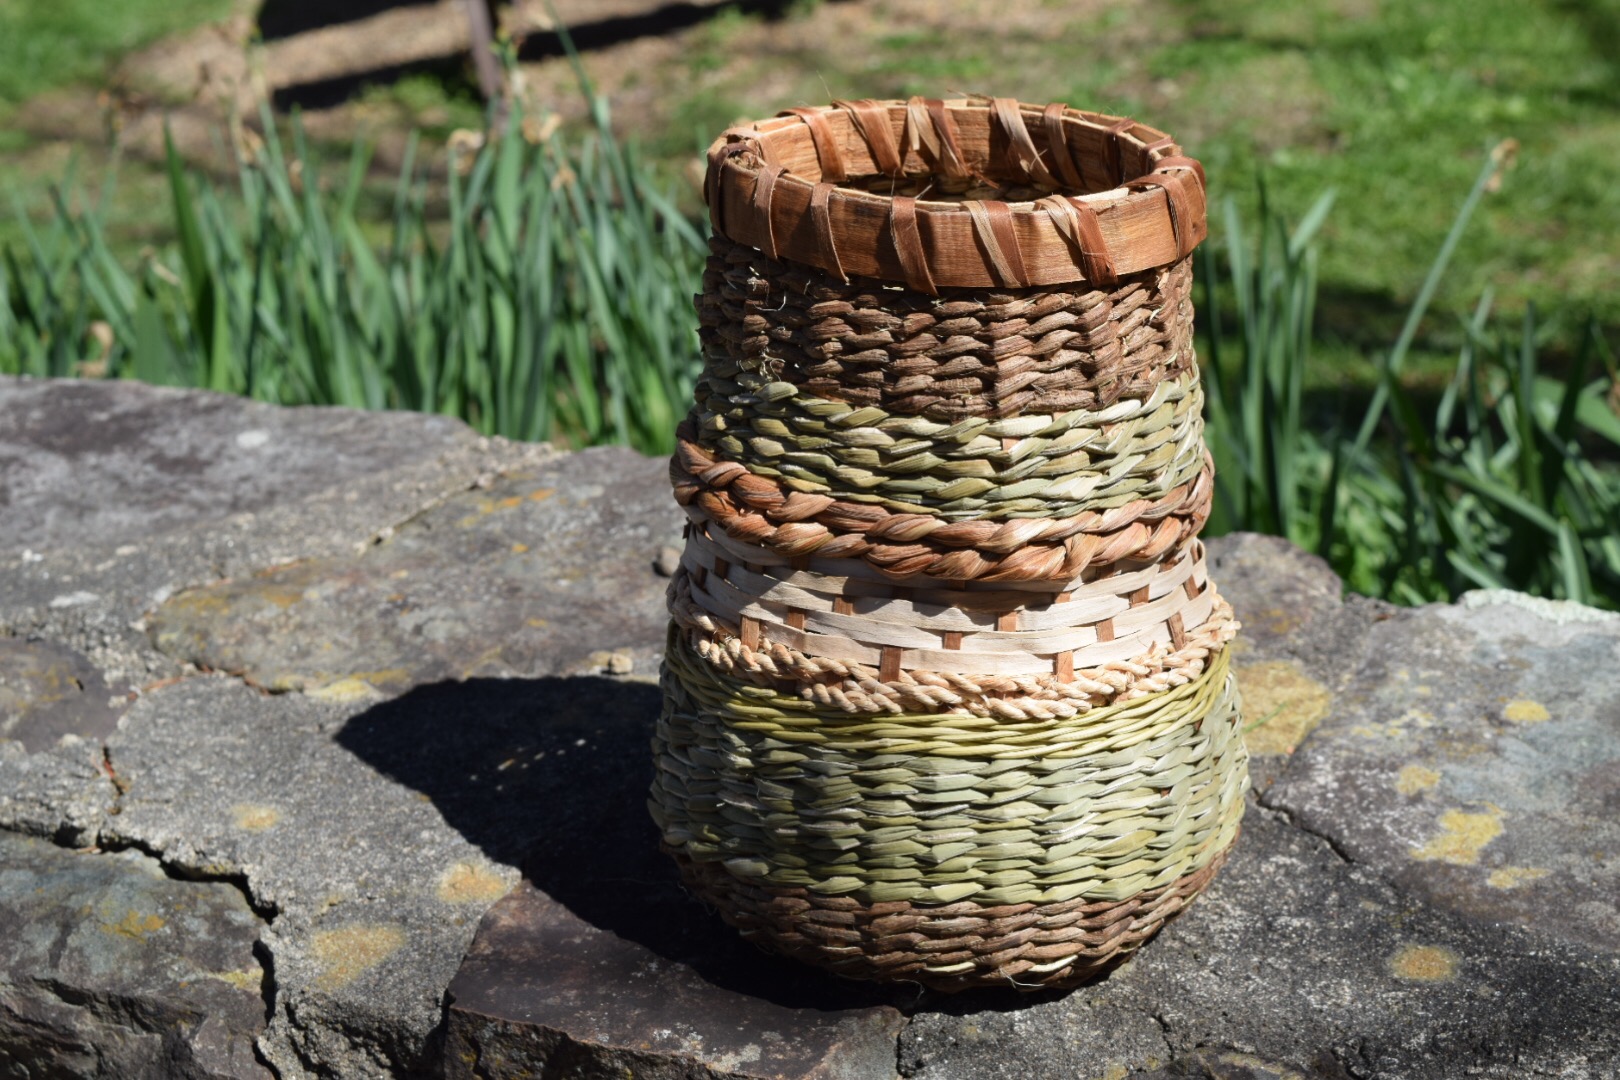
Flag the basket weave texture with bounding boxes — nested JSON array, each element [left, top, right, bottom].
[[655, 97, 1247, 991]]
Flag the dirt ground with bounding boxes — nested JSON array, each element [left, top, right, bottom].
[[5, 0, 1616, 339], [9, 0, 1309, 180]]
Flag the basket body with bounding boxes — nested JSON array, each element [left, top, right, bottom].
[[653, 98, 1247, 991]]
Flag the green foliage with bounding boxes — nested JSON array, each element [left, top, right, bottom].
[[0, 96, 706, 454], [4, 103, 1617, 606], [1201, 148, 1620, 608], [0, 0, 235, 105], [1143, 0, 1620, 332], [613, 0, 1620, 334]]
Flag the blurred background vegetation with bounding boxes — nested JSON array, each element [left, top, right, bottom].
[[2, 0, 1617, 606]]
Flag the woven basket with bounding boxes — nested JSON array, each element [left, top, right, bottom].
[[656, 97, 1246, 992]]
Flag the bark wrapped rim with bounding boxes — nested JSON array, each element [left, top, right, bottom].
[[704, 96, 1207, 292]]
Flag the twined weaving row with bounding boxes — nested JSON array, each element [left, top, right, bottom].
[[692, 362, 1206, 520], [671, 593, 1239, 721], [699, 235, 1196, 421], [652, 638, 1246, 908], [669, 838, 1232, 989]]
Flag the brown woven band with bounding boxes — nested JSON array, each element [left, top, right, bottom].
[[706, 98, 1207, 290], [671, 428, 1213, 582], [669, 835, 1235, 991], [697, 235, 1195, 421]]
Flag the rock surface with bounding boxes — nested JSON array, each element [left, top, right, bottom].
[[446, 884, 905, 1080], [1, 377, 1616, 1079], [0, 831, 268, 1079]]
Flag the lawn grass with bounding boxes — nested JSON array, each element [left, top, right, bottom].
[[0, 0, 236, 106], [560, 0, 1620, 349], [7, 0, 1614, 352], [1143, 0, 1620, 340], [0, 0, 241, 289]]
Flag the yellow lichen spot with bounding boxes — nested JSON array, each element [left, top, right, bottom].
[[308, 668, 410, 702], [1395, 765, 1441, 796], [104, 910, 165, 940], [259, 586, 308, 610], [1503, 698, 1550, 724], [362, 668, 411, 688], [1389, 944, 1459, 983], [437, 861, 511, 905], [525, 617, 548, 629], [528, 487, 556, 502], [1411, 806, 1504, 865], [311, 925, 405, 992], [1235, 660, 1333, 755], [1254, 607, 1300, 637], [207, 966, 265, 991], [1098, 1065, 1129, 1080], [307, 678, 383, 703], [1487, 866, 1551, 889], [1354, 707, 1437, 741], [231, 804, 281, 832], [510, 543, 529, 554], [166, 592, 234, 618]]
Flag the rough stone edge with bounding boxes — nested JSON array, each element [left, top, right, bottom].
[[1458, 587, 1619, 624]]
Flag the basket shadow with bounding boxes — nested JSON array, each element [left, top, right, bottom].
[[334, 674, 1114, 1017], [334, 674, 918, 1013]]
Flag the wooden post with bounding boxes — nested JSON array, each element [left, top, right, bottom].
[[461, 0, 507, 126]]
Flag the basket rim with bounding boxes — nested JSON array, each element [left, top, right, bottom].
[[704, 97, 1207, 292]]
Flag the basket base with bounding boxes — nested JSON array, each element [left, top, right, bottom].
[[669, 834, 1237, 993]]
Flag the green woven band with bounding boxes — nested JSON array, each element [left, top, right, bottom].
[[691, 366, 1206, 520], [652, 631, 1248, 906]]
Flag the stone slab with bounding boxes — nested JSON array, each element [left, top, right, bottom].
[[1207, 534, 1392, 793], [0, 376, 474, 554], [2, 379, 1617, 1079], [337, 667, 905, 1077], [0, 376, 551, 697], [99, 675, 527, 1078], [0, 830, 268, 1079], [898, 809, 1620, 1080], [0, 735, 112, 848], [0, 637, 121, 752], [149, 447, 680, 694], [1266, 591, 1620, 955], [348, 671, 910, 1080], [446, 884, 904, 1080]]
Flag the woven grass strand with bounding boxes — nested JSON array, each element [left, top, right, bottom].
[[673, 436, 1213, 582], [652, 638, 1246, 907], [699, 236, 1195, 421], [669, 835, 1234, 991], [671, 598, 1240, 720], [673, 534, 1223, 681], [692, 365, 1206, 520]]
